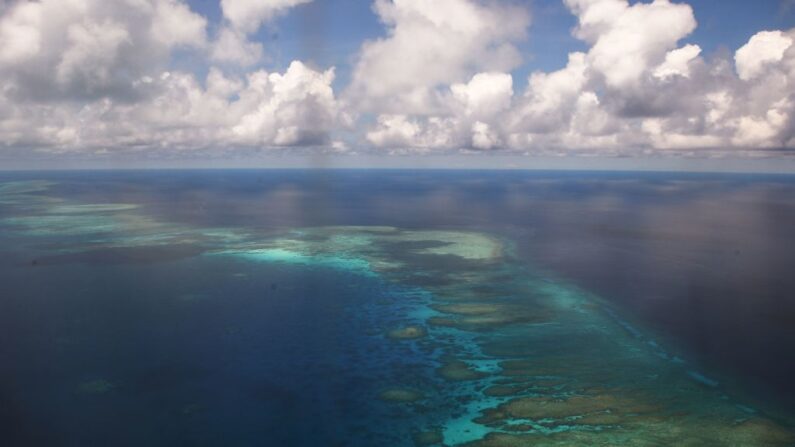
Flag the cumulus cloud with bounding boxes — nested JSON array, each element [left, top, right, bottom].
[[735, 30, 793, 81], [1, 0, 794, 157], [0, 0, 341, 152], [212, 0, 312, 66], [504, 0, 795, 153], [564, 0, 697, 88], [653, 44, 701, 80], [348, 0, 529, 114], [365, 71, 515, 150], [210, 26, 263, 66], [221, 0, 312, 34], [451, 72, 514, 120], [0, 0, 206, 101], [229, 61, 340, 146], [505, 0, 702, 150], [0, 61, 342, 151], [350, 0, 528, 150], [361, 0, 795, 153]]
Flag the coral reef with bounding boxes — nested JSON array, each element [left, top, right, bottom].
[[388, 326, 427, 340], [438, 360, 489, 382], [78, 379, 115, 394], [412, 429, 445, 446], [380, 388, 425, 403]]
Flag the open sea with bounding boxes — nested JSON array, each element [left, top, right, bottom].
[[1, 169, 794, 446]]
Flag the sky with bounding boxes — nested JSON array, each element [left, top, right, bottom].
[[0, 0, 794, 169]]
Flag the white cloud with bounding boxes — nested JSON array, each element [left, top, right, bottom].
[[564, 0, 697, 88], [735, 30, 793, 81], [151, 0, 208, 48], [212, 0, 312, 66], [221, 0, 312, 34], [210, 26, 263, 66], [0, 61, 342, 151], [348, 0, 529, 114], [510, 52, 590, 134], [0, 1, 340, 152], [230, 61, 340, 146], [351, 0, 527, 150], [0, 0, 207, 101], [451, 72, 513, 119], [357, 0, 795, 154], [1, 0, 794, 158], [654, 44, 702, 79], [642, 118, 722, 149], [504, 1, 795, 153], [365, 71, 514, 150], [471, 121, 500, 150], [366, 115, 422, 148], [56, 20, 132, 93], [0, 1, 41, 64]]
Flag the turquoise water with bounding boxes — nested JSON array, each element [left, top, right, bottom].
[[1, 171, 794, 446]]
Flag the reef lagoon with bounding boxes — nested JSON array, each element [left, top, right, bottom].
[[1, 170, 795, 446]]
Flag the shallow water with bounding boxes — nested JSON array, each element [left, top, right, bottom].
[[1, 170, 794, 446]]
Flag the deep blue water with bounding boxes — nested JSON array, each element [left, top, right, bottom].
[[1, 170, 795, 446]]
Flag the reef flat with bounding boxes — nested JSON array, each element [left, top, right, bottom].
[[214, 226, 795, 446], [1, 178, 794, 446]]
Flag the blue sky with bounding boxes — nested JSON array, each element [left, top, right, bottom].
[[1, 0, 795, 168]]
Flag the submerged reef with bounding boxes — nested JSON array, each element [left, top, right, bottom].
[[380, 388, 425, 403], [78, 379, 115, 395], [412, 430, 445, 446], [0, 180, 247, 261], [46, 204, 140, 214], [438, 360, 490, 382], [0, 180, 58, 205], [388, 326, 427, 340], [214, 226, 795, 446], [463, 416, 795, 447]]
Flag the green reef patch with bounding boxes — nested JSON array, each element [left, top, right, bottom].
[[36, 244, 206, 265], [412, 429, 445, 446], [463, 416, 795, 447], [380, 388, 425, 403], [437, 359, 491, 382], [0, 180, 59, 205], [392, 231, 502, 260], [0, 180, 55, 195], [78, 379, 115, 395], [46, 204, 140, 214], [2, 210, 166, 238], [388, 325, 427, 340], [217, 247, 376, 276], [0, 180, 249, 256]]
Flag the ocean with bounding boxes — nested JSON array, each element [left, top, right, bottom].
[[1, 169, 794, 446]]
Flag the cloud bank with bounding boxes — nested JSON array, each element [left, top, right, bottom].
[[0, 0, 793, 158], [364, 0, 795, 154], [0, 0, 342, 151]]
